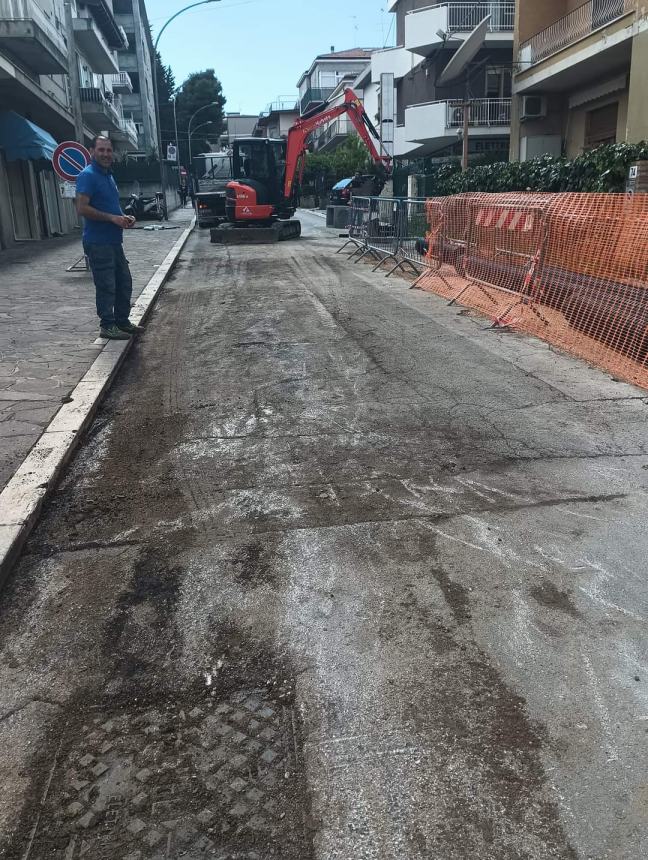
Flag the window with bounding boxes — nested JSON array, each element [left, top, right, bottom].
[[113, 0, 133, 12], [486, 67, 512, 99], [130, 71, 140, 93], [319, 71, 345, 88], [585, 102, 618, 149]]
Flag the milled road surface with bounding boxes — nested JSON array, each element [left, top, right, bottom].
[[1, 211, 647, 859]]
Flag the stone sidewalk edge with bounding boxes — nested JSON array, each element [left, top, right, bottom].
[[0, 217, 196, 590]]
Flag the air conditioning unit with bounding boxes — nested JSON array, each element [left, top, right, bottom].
[[521, 95, 547, 121]]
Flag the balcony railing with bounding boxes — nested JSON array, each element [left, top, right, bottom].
[[313, 117, 355, 148], [120, 115, 138, 141], [79, 87, 120, 122], [111, 71, 132, 91], [407, 2, 515, 32], [299, 87, 335, 114], [261, 97, 298, 116], [447, 2, 514, 31], [519, 0, 635, 67], [445, 98, 511, 127]]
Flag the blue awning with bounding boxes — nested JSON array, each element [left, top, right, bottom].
[[0, 110, 58, 162]]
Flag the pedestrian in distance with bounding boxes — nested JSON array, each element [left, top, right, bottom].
[[75, 135, 145, 341], [179, 184, 188, 207]]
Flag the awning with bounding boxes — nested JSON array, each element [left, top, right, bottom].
[[0, 110, 58, 162]]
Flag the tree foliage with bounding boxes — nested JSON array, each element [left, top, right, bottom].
[[155, 50, 176, 159], [303, 135, 382, 190], [174, 70, 226, 165]]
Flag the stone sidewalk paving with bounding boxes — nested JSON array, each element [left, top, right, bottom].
[[0, 208, 194, 492]]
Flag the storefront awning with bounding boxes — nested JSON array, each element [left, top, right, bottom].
[[0, 110, 58, 162]]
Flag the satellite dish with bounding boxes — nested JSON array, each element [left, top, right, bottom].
[[437, 16, 490, 86]]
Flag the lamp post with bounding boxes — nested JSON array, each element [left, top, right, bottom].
[[188, 102, 218, 153], [189, 120, 213, 157], [171, 95, 179, 160], [153, 1, 221, 214], [186, 103, 218, 195]]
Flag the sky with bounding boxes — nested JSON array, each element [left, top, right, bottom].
[[146, 0, 396, 115]]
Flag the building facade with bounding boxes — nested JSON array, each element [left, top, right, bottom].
[[220, 113, 258, 148], [308, 65, 380, 155], [297, 48, 375, 117], [112, 0, 156, 154], [377, 0, 514, 162], [0, 0, 150, 248], [511, 0, 648, 161], [255, 98, 299, 139]]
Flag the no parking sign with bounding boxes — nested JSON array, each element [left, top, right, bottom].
[[52, 141, 91, 181]]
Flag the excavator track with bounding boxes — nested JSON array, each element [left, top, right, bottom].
[[210, 220, 302, 245]]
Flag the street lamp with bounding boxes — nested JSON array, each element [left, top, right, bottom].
[[189, 120, 213, 156], [188, 102, 218, 139], [153, 1, 221, 213]]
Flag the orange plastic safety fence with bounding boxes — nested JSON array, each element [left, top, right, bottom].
[[418, 192, 648, 389]]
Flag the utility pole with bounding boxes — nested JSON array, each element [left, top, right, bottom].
[[64, 2, 84, 143], [462, 101, 470, 172]]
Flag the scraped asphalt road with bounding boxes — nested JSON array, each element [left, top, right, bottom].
[[1, 211, 647, 859]]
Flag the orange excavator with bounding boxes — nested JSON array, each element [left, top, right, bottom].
[[213, 88, 391, 243]]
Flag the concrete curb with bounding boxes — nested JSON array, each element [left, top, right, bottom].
[[0, 217, 195, 590]]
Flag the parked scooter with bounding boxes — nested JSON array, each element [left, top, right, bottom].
[[124, 192, 167, 222]]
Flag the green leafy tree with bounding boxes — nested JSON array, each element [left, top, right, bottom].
[[302, 134, 382, 195], [174, 70, 226, 165]]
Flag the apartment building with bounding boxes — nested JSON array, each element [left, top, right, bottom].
[[297, 48, 374, 117], [375, 1, 515, 162], [511, 0, 648, 161], [0, 0, 146, 247], [255, 98, 299, 139], [309, 67, 380, 154], [112, 0, 156, 154]]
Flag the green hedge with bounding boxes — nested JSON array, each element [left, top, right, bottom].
[[419, 142, 648, 196]]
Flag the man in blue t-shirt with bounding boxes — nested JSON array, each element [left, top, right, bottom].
[[76, 135, 143, 340]]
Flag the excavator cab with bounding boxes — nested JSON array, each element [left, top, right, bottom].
[[226, 137, 294, 224]]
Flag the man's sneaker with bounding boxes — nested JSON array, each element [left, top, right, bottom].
[[100, 324, 130, 340], [117, 320, 145, 334]]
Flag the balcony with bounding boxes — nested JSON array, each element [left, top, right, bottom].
[[406, 3, 515, 56], [313, 117, 356, 152], [113, 114, 138, 148], [0, 0, 68, 74], [111, 71, 133, 94], [405, 98, 511, 149], [371, 46, 413, 83], [516, 0, 640, 93], [299, 87, 335, 115], [73, 16, 119, 73], [79, 87, 121, 129], [520, 0, 635, 66]]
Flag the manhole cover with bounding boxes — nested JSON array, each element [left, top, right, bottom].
[[13, 689, 310, 859]]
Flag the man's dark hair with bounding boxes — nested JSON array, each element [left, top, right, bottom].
[[90, 134, 112, 149]]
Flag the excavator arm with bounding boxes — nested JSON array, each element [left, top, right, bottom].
[[284, 88, 391, 200]]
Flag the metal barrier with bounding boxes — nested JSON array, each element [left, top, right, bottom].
[[339, 196, 440, 279], [337, 196, 372, 257]]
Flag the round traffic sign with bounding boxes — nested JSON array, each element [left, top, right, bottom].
[[52, 141, 91, 182]]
